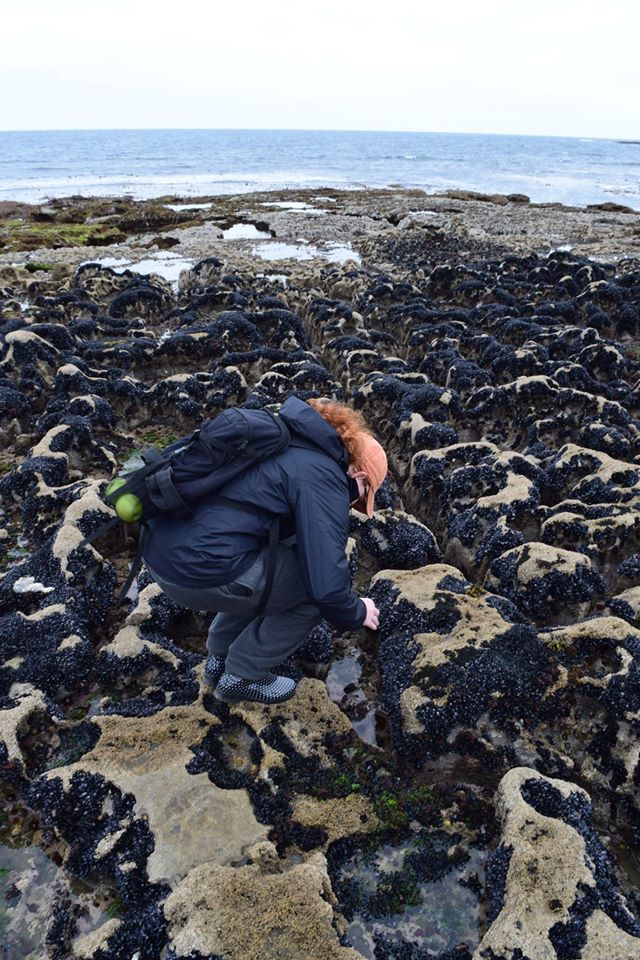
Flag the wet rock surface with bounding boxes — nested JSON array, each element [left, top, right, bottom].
[[475, 768, 640, 960], [163, 846, 361, 960], [1, 187, 640, 958]]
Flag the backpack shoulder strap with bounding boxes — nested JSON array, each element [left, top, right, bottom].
[[78, 516, 121, 549], [146, 464, 193, 517], [118, 546, 144, 605]]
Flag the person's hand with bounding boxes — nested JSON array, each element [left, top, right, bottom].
[[361, 597, 380, 630]]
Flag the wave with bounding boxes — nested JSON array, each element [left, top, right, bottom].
[[0, 130, 638, 208], [380, 154, 444, 161], [0, 169, 359, 204], [0, 170, 351, 190]]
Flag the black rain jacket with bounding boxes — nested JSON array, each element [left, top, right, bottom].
[[141, 396, 366, 631]]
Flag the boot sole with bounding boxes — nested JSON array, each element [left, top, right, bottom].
[[213, 689, 244, 703], [214, 687, 296, 704]]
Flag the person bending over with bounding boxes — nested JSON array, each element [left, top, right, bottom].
[[141, 396, 387, 704]]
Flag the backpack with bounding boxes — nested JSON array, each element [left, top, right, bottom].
[[80, 407, 291, 609]]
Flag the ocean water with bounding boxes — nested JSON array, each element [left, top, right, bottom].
[[0, 129, 638, 209]]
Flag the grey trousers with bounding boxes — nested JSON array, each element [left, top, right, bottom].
[[143, 543, 322, 680]]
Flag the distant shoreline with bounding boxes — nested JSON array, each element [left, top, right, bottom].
[[1, 186, 639, 270], [2, 185, 638, 215]]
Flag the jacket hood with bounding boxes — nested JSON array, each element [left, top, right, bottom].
[[279, 396, 348, 468]]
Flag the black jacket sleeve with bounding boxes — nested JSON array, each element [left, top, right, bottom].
[[293, 477, 366, 631]]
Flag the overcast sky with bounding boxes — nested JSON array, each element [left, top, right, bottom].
[[2, 0, 638, 137]]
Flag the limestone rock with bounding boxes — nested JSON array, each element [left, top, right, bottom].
[[291, 793, 378, 846], [44, 704, 269, 885], [370, 563, 555, 758], [0, 686, 51, 766], [485, 541, 605, 624], [397, 210, 452, 232], [164, 851, 360, 960], [232, 677, 354, 768], [2, 190, 640, 958], [475, 767, 640, 959], [71, 918, 122, 959]]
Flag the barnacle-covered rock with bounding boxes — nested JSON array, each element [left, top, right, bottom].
[[177, 255, 224, 293], [1, 191, 640, 958], [52, 361, 144, 416], [370, 563, 554, 760], [245, 307, 309, 351], [536, 616, 640, 813], [42, 703, 269, 885], [354, 374, 460, 476], [231, 678, 355, 773], [396, 413, 459, 466], [607, 586, 640, 624], [164, 848, 360, 960], [108, 280, 174, 320], [96, 574, 200, 710], [406, 443, 542, 579], [476, 768, 640, 959], [460, 377, 630, 453], [16, 419, 116, 493], [75, 262, 135, 299], [353, 508, 441, 570], [540, 501, 640, 587], [0, 327, 61, 378], [305, 297, 366, 343], [69, 918, 123, 960], [290, 794, 379, 847], [485, 542, 605, 625], [35, 393, 116, 435], [0, 685, 53, 769], [544, 443, 640, 506], [0, 523, 111, 695], [251, 358, 340, 404]]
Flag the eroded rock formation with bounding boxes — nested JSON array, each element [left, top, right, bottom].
[[1, 189, 640, 958]]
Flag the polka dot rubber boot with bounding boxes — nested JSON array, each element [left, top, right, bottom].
[[203, 655, 226, 687], [214, 671, 297, 704]]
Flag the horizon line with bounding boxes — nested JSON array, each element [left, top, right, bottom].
[[0, 126, 632, 141]]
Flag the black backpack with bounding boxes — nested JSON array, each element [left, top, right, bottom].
[[80, 407, 291, 609]]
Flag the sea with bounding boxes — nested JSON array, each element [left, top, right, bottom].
[[0, 128, 639, 209]]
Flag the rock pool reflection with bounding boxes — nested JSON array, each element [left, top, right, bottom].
[[222, 223, 271, 239], [0, 841, 118, 959], [252, 240, 361, 264], [333, 833, 484, 958]]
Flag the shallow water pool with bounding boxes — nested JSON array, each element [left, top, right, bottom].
[[334, 833, 485, 958], [222, 223, 271, 239], [252, 240, 361, 264], [83, 252, 194, 287]]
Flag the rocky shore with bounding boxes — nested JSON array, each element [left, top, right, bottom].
[[1, 187, 640, 959]]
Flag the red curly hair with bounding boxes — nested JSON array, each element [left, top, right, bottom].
[[306, 398, 372, 464]]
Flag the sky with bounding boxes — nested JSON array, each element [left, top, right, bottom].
[[2, 0, 638, 138]]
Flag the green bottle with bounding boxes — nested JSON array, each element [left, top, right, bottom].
[[106, 477, 143, 524]]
